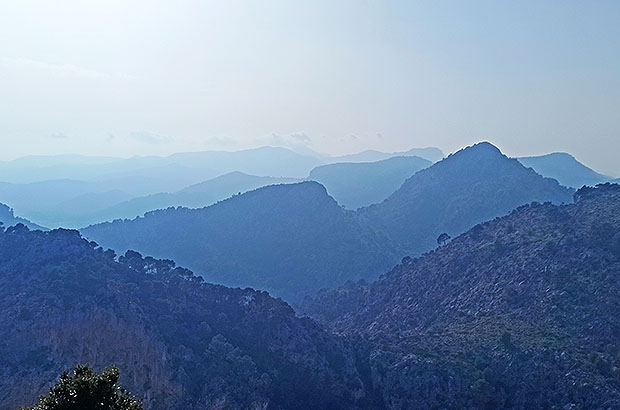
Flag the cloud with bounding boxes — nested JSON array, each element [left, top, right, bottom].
[[205, 136, 237, 147], [290, 133, 312, 144], [264, 133, 323, 158], [50, 132, 68, 139], [1, 57, 137, 80], [268, 133, 313, 147], [129, 131, 171, 144]]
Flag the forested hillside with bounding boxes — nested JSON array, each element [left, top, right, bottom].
[[82, 181, 402, 301], [0, 225, 372, 410]]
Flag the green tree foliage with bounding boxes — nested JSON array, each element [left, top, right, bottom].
[[20, 366, 142, 410]]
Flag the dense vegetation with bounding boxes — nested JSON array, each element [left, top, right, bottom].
[[20, 366, 142, 410], [1, 225, 371, 410], [308, 156, 431, 209], [82, 181, 403, 301], [518, 152, 611, 188], [303, 183, 620, 409], [361, 142, 575, 256]]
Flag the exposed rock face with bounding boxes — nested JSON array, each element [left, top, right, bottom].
[[304, 184, 620, 409], [0, 225, 369, 410]]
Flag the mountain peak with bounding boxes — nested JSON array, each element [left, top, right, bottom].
[[452, 141, 503, 158], [544, 152, 576, 160], [361, 142, 574, 256]]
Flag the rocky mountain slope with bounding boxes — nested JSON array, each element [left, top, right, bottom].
[[304, 183, 620, 409], [0, 225, 373, 410], [308, 156, 432, 209], [361, 142, 575, 257], [82, 181, 402, 302]]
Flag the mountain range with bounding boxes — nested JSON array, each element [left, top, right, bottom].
[[83, 142, 577, 301], [0, 146, 444, 228], [7, 180, 620, 409], [303, 183, 620, 409], [8, 144, 611, 232]]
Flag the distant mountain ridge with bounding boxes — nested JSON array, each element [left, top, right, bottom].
[[518, 152, 612, 188], [0, 146, 321, 183], [41, 172, 299, 229], [0, 203, 46, 230], [361, 142, 575, 256], [332, 147, 444, 163], [0, 145, 442, 228], [308, 156, 432, 209]]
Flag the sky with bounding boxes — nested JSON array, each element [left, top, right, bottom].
[[1, 0, 619, 175]]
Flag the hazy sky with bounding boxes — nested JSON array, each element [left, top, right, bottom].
[[1, 1, 619, 174]]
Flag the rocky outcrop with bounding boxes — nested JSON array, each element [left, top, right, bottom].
[[304, 184, 620, 409]]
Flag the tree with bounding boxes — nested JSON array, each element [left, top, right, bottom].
[[20, 365, 142, 410], [437, 232, 451, 246]]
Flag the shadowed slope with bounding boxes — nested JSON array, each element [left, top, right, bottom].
[[361, 142, 574, 256], [82, 181, 402, 301]]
